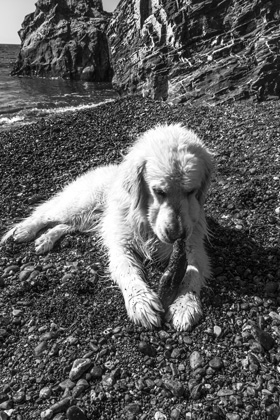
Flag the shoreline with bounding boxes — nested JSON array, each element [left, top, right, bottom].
[[0, 96, 279, 420]]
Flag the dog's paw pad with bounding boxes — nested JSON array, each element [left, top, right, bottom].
[[127, 288, 163, 329], [166, 292, 202, 331], [35, 235, 54, 254]]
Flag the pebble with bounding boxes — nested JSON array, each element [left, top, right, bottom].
[[59, 379, 75, 390], [90, 365, 103, 379], [50, 397, 72, 414], [189, 351, 204, 370], [226, 414, 240, 420], [35, 341, 48, 356], [41, 409, 54, 420], [72, 379, 89, 398], [190, 383, 203, 400], [69, 359, 92, 381], [66, 406, 87, 420], [217, 388, 235, 397], [164, 379, 185, 397], [250, 324, 275, 351], [0, 411, 8, 420], [19, 269, 33, 281], [12, 390, 25, 403], [209, 357, 224, 370], [213, 325, 222, 337], [39, 387, 52, 399], [138, 341, 156, 357], [154, 412, 167, 420], [124, 403, 141, 420]]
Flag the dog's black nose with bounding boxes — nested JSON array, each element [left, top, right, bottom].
[[165, 224, 184, 243]]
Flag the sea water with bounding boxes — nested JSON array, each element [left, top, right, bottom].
[[0, 44, 117, 131]]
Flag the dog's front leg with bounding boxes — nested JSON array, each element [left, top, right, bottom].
[[108, 247, 163, 329], [166, 242, 209, 331]]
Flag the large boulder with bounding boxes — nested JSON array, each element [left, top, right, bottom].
[[107, 0, 280, 103], [12, 0, 113, 82]]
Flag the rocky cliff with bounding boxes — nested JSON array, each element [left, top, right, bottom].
[[107, 0, 280, 103], [12, 0, 113, 82]]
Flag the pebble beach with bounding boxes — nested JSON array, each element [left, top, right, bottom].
[[0, 96, 280, 420]]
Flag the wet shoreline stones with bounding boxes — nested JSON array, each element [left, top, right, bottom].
[[0, 96, 279, 419]]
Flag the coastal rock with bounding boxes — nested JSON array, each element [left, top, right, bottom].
[[107, 0, 280, 103], [12, 0, 113, 82]]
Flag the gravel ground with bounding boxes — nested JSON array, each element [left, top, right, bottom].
[[0, 96, 279, 420]]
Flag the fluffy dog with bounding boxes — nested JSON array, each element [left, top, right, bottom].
[[1, 124, 213, 331]]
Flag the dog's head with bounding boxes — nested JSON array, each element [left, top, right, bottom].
[[122, 124, 213, 244]]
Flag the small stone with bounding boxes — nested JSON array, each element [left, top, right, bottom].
[[170, 406, 182, 420], [13, 390, 25, 403], [0, 395, 9, 404], [226, 414, 240, 420], [66, 405, 87, 420], [50, 397, 72, 414], [124, 403, 141, 420], [59, 379, 75, 390], [102, 367, 120, 389], [4, 265, 19, 276], [189, 351, 203, 370], [41, 409, 53, 420], [164, 380, 185, 397], [190, 383, 203, 400], [90, 365, 103, 379], [154, 412, 167, 420], [251, 324, 275, 351], [209, 357, 223, 370], [213, 325, 222, 337], [35, 341, 48, 356], [138, 341, 156, 357], [269, 311, 280, 322], [0, 411, 9, 420], [19, 269, 33, 282], [158, 330, 170, 341], [39, 387, 52, 399], [69, 358, 92, 381], [217, 388, 235, 397], [72, 379, 89, 398]]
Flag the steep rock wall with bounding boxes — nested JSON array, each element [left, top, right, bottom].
[[12, 0, 113, 82], [107, 0, 280, 103]]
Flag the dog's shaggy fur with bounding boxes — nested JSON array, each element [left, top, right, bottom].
[[1, 124, 214, 331]]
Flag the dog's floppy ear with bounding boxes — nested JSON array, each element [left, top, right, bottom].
[[197, 148, 214, 205], [122, 152, 147, 211]]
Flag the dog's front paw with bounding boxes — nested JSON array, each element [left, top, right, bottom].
[[166, 292, 202, 331], [35, 234, 54, 254], [13, 223, 36, 243], [126, 286, 164, 329]]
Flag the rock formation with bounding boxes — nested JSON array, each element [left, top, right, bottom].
[[107, 0, 280, 103], [12, 0, 113, 82]]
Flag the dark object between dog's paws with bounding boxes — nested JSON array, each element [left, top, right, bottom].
[[158, 237, 188, 311]]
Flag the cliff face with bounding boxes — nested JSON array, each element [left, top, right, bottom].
[[12, 0, 113, 82], [107, 0, 280, 103]]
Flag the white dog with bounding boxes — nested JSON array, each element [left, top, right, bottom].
[[1, 124, 213, 331]]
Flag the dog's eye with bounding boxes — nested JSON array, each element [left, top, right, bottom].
[[153, 187, 166, 197]]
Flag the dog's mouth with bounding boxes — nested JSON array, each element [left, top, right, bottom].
[[157, 228, 187, 245]]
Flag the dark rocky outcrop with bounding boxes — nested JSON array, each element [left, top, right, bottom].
[[12, 0, 113, 82], [107, 0, 280, 103]]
